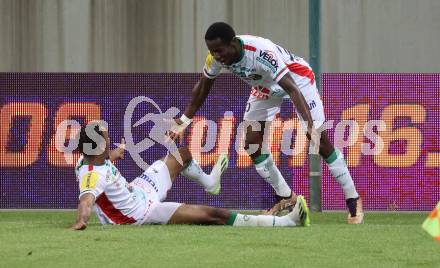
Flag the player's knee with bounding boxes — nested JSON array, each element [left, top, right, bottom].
[[178, 147, 193, 165], [244, 136, 264, 159], [318, 131, 335, 158], [246, 130, 262, 142], [245, 135, 262, 150]]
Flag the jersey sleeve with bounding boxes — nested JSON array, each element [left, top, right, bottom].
[[78, 170, 107, 199], [272, 56, 289, 83], [202, 52, 222, 79]]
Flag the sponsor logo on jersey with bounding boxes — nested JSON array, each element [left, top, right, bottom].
[[230, 66, 260, 81], [234, 70, 247, 78], [105, 170, 111, 182], [111, 165, 118, 176], [246, 74, 262, 81], [250, 86, 270, 100], [256, 50, 279, 72], [139, 174, 159, 193]]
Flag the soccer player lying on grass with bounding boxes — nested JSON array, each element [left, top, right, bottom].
[[71, 122, 310, 230]]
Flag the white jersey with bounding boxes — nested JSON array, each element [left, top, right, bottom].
[[203, 35, 315, 99], [75, 156, 149, 225]]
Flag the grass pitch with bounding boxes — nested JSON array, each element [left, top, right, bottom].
[[0, 211, 439, 268]]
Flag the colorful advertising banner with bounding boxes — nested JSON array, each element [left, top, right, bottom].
[[0, 73, 439, 210], [322, 74, 439, 210]]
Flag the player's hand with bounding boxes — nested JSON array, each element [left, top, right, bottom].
[[165, 118, 188, 142], [109, 138, 126, 161], [71, 221, 87, 231], [306, 126, 321, 154]]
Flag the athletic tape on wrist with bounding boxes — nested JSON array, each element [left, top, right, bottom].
[[180, 114, 193, 125]]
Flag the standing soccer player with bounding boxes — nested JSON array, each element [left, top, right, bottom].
[[168, 22, 363, 224]]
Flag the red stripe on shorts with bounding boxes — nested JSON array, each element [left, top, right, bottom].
[[96, 193, 136, 224]]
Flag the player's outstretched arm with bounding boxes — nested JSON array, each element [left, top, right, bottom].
[[71, 193, 95, 231], [278, 74, 315, 135], [183, 75, 215, 118], [168, 76, 215, 141]]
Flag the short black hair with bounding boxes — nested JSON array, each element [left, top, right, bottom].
[[205, 22, 236, 43], [78, 122, 105, 156]]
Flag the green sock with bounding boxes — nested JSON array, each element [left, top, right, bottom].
[[253, 154, 291, 197], [324, 150, 338, 164], [252, 154, 269, 165], [225, 212, 237, 226], [231, 213, 297, 227], [325, 149, 359, 199]]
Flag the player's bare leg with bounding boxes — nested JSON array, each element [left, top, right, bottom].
[[318, 130, 363, 224], [244, 121, 297, 215], [161, 147, 228, 194], [168, 195, 310, 227], [160, 147, 193, 182], [168, 205, 230, 225]]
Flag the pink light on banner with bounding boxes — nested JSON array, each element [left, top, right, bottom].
[[322, 73, 440, 210], [0, 73, 438, 210]]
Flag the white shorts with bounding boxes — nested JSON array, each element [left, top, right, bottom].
[[243, 82, 325, 130], [130, 160, 182, 225]]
